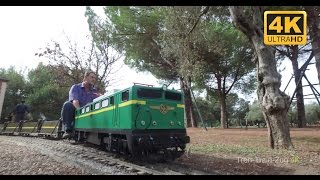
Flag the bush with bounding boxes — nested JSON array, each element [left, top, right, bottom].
[[197, 119, 220, 128]]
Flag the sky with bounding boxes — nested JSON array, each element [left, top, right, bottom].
[[0, 6, 160, 91], [0, 6, 319, 104]]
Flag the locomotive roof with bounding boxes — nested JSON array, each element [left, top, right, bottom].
[[101, 84, 182, 98]]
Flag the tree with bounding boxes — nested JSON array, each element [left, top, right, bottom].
[[275, 45, 308, 128], [0, 67, 27, 122], [92, 6, 197, 127], [265, 6, 309, 128], [245, 100, 264, 127], [305, 103, 320, 125], [36, 33, 121, 93], [158, 6, 256, 129], [304, 6, 320, 87], [25, 63, 69, 120], [288, 102, 298, 127], [229, 6, 293, 149], [159, 6, 215, 128], [153, 6, 256, 129], [192, 19, 255, 128], [192, 96, 220, 127], [230, 97, 250, 127]]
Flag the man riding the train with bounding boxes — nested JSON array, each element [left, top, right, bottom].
[[61, 70, 101, 139]]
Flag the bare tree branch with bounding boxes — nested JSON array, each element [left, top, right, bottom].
[[188, 6, 210, 35]]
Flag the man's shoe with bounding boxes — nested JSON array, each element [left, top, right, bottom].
[[62, 132, 72, 139]]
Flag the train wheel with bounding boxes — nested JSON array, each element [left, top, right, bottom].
[[104, 136, 112, 152], [179, 144, 186, 151], [75, 131, 84, 143]]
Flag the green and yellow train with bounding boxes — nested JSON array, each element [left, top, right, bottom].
[[0, 83, 190, 159], [74, 83, 190, 158]]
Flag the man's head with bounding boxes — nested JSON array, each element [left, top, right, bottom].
[[83, 70, 97, 86], [21, 100, 25, 104]]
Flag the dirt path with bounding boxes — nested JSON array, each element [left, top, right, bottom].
[[0, 136, 90, 175], [1, 128, 319, 175], [0, 136, 134, 175]]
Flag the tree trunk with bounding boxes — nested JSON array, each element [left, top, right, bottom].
[[305, 7, 320, 87], [229, 6, 293, 149], [220, 95, 228, 128], [289, 46, 306, 128], [179, 77, 197, 127], [216, 75, 227, 128], [190, 104, 196, 127], [187, 76, 197, 127], [239, 118, 242, 127]]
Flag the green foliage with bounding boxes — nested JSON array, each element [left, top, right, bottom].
[[245, 101, 320, 127], [94, 7, 256, 129], [159, 7, 203, 78], [194, 18, 256, 94], [304, 103, 320, 124], [287, 102, 320, 126], [288, 102, 298, 126], [245, 100, 264, 125], [228, 96, 250, 126], [0, 67, 27, 122], [192, 97, 220, 127], [94, 6, 178, 81], [192, 93, 250, 127], [25, 63, 69, 120], [0, 65, 69, 121], [99, 6, 256, 91]]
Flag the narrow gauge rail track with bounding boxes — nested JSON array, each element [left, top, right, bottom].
[[3, 136, 185, 175]]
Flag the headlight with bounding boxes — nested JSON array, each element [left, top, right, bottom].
[[152, 121, 157, 126], [162, 84, 167, 91]]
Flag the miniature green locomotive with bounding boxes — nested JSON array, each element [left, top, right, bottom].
[[74, 83, 190, 158]]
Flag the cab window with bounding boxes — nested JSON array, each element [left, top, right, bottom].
[[165, 91, 182, 101], [94, 102, 100, 110], [122, 90, 129, 102], [85, 106, 90, 113], [101, 99, 109, 107], [110, 96, 114, 105], [137, 88, 162, 99]]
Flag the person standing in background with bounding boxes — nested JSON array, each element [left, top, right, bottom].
[[14, 100, 29, 122]]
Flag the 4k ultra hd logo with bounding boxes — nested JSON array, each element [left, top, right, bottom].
[[264, 11, 307, 45]]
